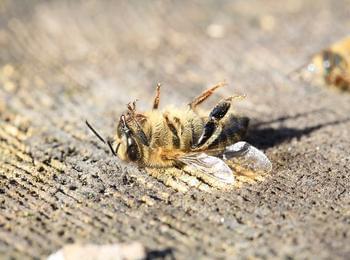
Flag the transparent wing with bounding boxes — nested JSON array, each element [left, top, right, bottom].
[[223, 141, 272, 174], [178, 153, 234, 184]]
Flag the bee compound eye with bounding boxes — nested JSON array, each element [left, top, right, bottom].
[[126, 137, 140, 161], [127, 144, 140, 161]]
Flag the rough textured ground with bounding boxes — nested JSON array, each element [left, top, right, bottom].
[[0, 0, 350, 259]]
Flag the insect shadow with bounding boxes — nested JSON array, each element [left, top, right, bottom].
[[247, 109, 350, 149], [146, 247, 175, 260]]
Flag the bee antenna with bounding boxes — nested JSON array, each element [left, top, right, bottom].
[[85, 120, 117, 156], [86, 120, 106, 144], [107, 139, 117, 156]]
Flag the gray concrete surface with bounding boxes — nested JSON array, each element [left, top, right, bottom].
[[0, 0, 350, 259]]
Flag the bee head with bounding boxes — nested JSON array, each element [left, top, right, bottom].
[[307, 50, 346, 76], [321, 50, 346, 75], [113, 114, 141, 162]]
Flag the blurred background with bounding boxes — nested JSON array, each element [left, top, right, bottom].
[[1, 0, 350, 259], [1, 0, 349, 122]]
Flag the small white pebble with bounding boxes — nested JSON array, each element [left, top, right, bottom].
[[4, 81, 16, 92], [47, 250, 64, 260], [206, 23, 225, 38], [2, 64, 14, 77], [259, 15, 276, 32]]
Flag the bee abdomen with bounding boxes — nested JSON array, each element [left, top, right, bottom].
[[189, 118, 204, 148], [164, 114, 181, 149], [208, 115, 249, 149]]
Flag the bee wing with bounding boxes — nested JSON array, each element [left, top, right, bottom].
[[178, 153, 234, 184], [223, 141, 272, 174]]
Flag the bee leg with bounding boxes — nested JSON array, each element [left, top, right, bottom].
[[134, 123, 149, 146], [129, 118, 149, 146], [126, 115, 149, 146], [127, 99, 138, 112], [125, 103, 150, 146], [152, 83, 161, 109], [192, 96, 244, 148], [188, 81, 226, 109]]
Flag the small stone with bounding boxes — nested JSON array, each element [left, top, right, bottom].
[[4, 81, 16, 92], [47, 242, 146, 260], [2, 64, 15, 78], [206, 24, 225, 38], [259, 15, 276, 32]]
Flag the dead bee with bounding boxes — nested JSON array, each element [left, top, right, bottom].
[[86, 82, 272, 186], [291, 36, 350, 91]]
